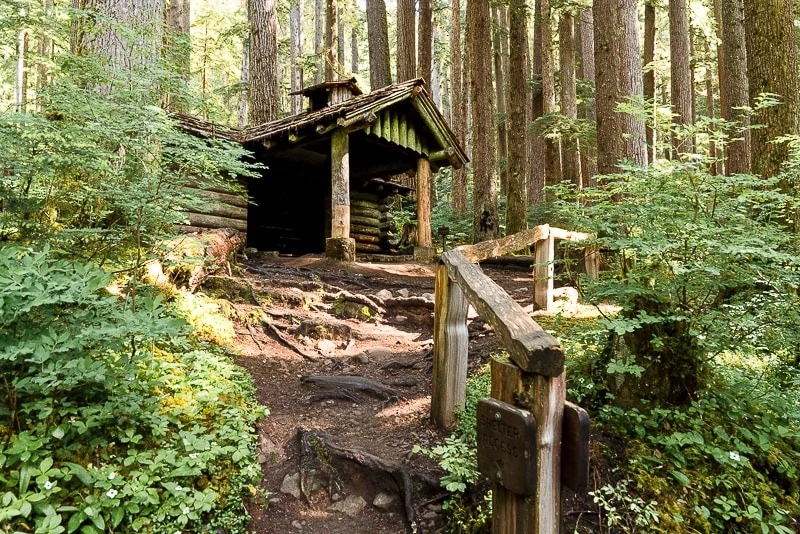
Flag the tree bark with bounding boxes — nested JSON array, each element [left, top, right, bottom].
[[366, 0, 391, 89], [540, 0, 561, 190], [744, 0, 800, 181], [559, 10, 580, 188], [337, 7, 345, 73], [418, 0, 432, 84], [492, 4, 509, 194], [315, 0, 324, 83], [576, 7, 597, 187], [290, 0, 303, 114], [643, 1, 656, 163], [396, 0, 416, 81], [468, 0, 498, 241], [593, 0, 647, 174], [451, 0, 467, 213], [506, 0, 528, 234], [669, 0, 694, 155], [249, 0, 280, 123], [325, 0, 338, 80], [529, 0, 545, 204], [719, 0, 751, 175], [351, 27, 358, 74]]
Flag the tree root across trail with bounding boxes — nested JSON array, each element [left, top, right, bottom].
[[298, 429, 441, 534]]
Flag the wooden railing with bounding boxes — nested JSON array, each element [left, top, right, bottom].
[[431, 226, 593, 534]]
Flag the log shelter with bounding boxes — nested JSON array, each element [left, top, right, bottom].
[[176, 78, 467, 261]]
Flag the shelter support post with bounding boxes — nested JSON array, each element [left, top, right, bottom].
[[414, 157, 436, 262], [326, 128, 355, 261]]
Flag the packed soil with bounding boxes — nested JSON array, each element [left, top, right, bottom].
[[211, 253, 604, 534]]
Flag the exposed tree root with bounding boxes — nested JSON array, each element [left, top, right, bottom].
[[300, 390, 363, 405], [262, 320, 319, 361], [300, 375, 400, 401], [297, 428, 440, 534]]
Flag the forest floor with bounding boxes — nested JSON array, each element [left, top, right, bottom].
[[213, 253, 604, 534]]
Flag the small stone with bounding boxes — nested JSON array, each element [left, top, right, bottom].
[[394, 315, 407, 323], [291, 520, 303, 530], [373, 492, 396, 510], [421, 293, 435, 302], [350, 352, 370, 364], [329, 495, 367, 517], [422, 511, 438, 520], [375, 289, 393, 301], [317, 339, 337, 356], [365, 346, 394, 359], [397, 288, 410, 298], [280, 472, 301, 499], [257, 435, 278, 464], [244, 247, 258, 256], [331, 493, 342, 502]]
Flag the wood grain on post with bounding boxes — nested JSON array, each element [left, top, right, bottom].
[[584, 245, 600, 279], [533, 235, 554, 311], [431, 264, 469, 428], [441, 250, 564, 376], [416, 157, 433, 248], [330, 128, 350, 238], [490, 358, 525, 534]]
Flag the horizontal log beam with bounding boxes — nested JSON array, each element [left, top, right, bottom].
[[456, 225, 549, 263], [441, 249, 564, 376], [186, 212, 248, 232]]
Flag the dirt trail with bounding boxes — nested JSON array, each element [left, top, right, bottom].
[[219, 254, 544, 533]]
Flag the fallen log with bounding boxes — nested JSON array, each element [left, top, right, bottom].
[[300, 375, 400, 401]]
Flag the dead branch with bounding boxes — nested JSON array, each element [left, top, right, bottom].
[[246, 324, 264, 351], [300, 375, 400, 401]]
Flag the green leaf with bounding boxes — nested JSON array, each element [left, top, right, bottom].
[[669, 470, 690, 486]]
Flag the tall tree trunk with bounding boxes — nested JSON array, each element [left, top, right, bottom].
[[315, 0, 324, 83], [705, 50, 717, 174], [576, 7, 597, 187], [418, 0, 432, 84], [366, 0, 391, 88], [529, 0, 545, 204], [669, 0, 694, 155], [396, 0, 416, 81], [719, 0, 750, 175], [290, 0, 303, 114], [163, 0, 190, 111], [540, 0, 561, 189], [325, 0, 338, 80], [506, 0, 528, 234], [451, 0, 467, 213], [249, 0, 279, 123], [643, 0, 656, 163], [744, 0, 799, 181], [238, 33, 250, 127], [492, 4, 508, 193], [559, 10, 580, 188], [16, 19, 27, 113], [37, 0, 53, 110], [468, 0, 498, 241], [351, 27, 358, 74], [338, 7, 345, 72], [593, 0, 647, 174]]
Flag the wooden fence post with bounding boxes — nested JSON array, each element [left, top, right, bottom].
[[534, 233, 555, 311], [490, 358, 566, 534], [431, 263, 469, 428]]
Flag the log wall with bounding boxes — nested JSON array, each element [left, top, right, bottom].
[[181, 183, 248, 233], [350, 191, 397, 254]]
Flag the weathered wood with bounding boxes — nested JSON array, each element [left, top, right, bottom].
[[355, 242, 383, 253], [519, 371, 566, 534], [351, 233, 381, 244], [416, 157, 433, 248], [350, 215, 382, 227], [490, 357, 526, 534], [441, 250, 564, 376], [193, 201, 248, 220], [186, 212, 248, 232], [561, 401, 590, 492], [584, 246, 600, 279], [431, 264, 469, 429], [325, 237, 355, 261], [456, 224, 548, 263], [350, 224, 381, 236], [301, 375, 400, 400], [534, 235, 555, 311], [183, 187, 249, 208], [547, 227, 592, 242], [262, 320, 319, 361], [330, 128, 350, 239], [350, 191, 382, 202]]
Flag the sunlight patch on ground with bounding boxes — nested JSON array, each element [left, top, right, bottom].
[[376, 397, 431, 419]]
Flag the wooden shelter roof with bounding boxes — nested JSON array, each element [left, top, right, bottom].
[[173, 79, 468, 169]]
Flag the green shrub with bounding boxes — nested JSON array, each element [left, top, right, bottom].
[[0, 247, 265, 534]]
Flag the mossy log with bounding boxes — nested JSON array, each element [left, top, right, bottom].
[[356, 242, 383, 253], [351, 233, 381, 244], [351, 207, 382, 220], [351, 224, 381, 236], [350, 215, 382, 227]]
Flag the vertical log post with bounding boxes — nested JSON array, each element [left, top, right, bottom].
[[534, 233, 555, 311], [414, 157, 436, 262], [431, 263, 469, 428], [326, 128, 356, 261], [584, 245, 599, 279], [490, 358, 566, 534]]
